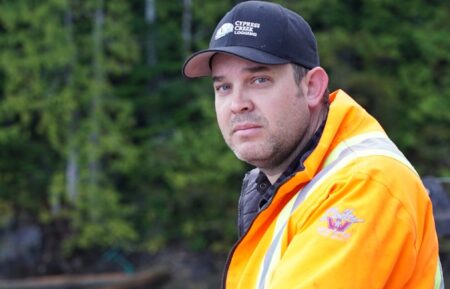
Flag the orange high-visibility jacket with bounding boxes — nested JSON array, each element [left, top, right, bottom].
[[224, 90, 442, 289]]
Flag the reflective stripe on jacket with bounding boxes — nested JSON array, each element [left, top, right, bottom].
[[224, 90, 442, 289]]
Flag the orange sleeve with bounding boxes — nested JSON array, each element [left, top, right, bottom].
[[267, 172, 438, 289]]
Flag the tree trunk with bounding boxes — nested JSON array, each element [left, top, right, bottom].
[[145, 0, 157, 66], [64, 4, 79, 207], [89, 0, 104, 201], [182, 0, 192, 54]]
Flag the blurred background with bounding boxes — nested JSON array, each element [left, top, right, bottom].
[[0, 0, 448, 288]]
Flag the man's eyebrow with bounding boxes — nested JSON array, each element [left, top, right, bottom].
[[243, 65, 271, 73], [212, 75, 224, 83], [212, 65, 271, 82]]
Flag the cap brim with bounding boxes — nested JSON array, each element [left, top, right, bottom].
[[182, 46, 289, 78]]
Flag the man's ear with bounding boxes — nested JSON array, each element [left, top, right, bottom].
[[303, 67, 329, 108]]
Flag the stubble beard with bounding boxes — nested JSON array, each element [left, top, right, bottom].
[[225, 89, 311, 172]]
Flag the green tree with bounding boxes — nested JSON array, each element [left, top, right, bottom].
[[0, 0, 140, 261]]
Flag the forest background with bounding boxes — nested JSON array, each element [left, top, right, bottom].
[[0, 0, 448, 285]]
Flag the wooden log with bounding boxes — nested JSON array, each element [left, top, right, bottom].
[[0, 268, 170, 289]]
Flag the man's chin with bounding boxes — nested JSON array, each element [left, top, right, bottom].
[[233, 148, 268, 167]]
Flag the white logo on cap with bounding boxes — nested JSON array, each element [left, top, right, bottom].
[[215, 23, 234, 40], [234, 21, 260, 37], [214, 21, 261, 40]]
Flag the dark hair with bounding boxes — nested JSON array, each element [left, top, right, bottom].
[[291, 63, 309, 86], [291, 63, 329, 105]]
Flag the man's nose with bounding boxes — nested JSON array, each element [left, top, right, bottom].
[[230, 88, 254, 113]]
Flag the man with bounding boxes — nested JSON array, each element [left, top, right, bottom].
[[182, 1, 443, 288]]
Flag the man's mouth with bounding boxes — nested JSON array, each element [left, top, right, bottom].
[[232, 123, 262, 136]]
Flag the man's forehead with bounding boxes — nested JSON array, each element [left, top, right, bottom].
[[211, 53, 279, 79], [211, 52, 261, 67]]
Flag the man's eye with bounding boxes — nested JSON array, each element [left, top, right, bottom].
[[253, 77, 269, 84], [215, 83, 231, 92]]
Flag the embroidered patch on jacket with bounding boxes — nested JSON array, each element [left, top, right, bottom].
[[317, 208, 364, 240]]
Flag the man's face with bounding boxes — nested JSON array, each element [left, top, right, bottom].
[[211, 53, 312, 170]]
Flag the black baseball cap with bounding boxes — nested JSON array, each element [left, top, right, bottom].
[[182, 1, 319, 78]]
